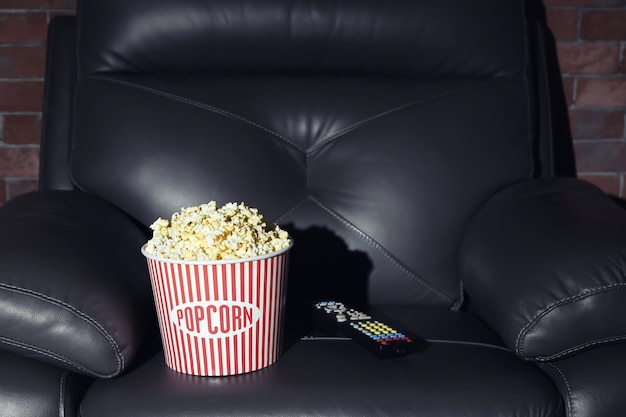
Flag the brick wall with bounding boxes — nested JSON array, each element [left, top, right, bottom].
[[0, 1, 625, 205], [0, 0, 76, 205], [546, 0, 626, 197]]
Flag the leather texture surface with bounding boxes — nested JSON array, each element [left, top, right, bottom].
[[538, 343, 626, 417], [461, 178, 626, 360], [81, 309, 563, 417], [0, 349, 91, 417], [3, 0, 621, 415], [71, 75, 532, 310], [77, 0, 526, 78], [0, 191, 156, 377], [70, 0, 534, 311], [40, 16, 76, 191]]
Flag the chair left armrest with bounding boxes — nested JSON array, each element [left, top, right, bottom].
[[0, 190, 156, 377], [460, 178, 626, 361]]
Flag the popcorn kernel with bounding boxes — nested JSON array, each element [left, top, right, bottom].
[[144, 201, 291, 261]]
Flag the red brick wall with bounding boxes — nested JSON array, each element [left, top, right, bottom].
[[0, 0, 76, 204], [546, 0, 626, 197], [0, 1, 625, 205]]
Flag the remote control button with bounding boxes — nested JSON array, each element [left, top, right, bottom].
[[313, 300, 415, 359]]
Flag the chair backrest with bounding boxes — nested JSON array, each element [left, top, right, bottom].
[[60, 0, 560, 313]]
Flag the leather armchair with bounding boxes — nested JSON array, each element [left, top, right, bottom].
[[2, 0, 626, 416]]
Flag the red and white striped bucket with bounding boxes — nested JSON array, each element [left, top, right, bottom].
[[141, 244, 291, 376]]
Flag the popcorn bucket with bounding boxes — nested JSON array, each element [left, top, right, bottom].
[[142, 244, 291, 376]]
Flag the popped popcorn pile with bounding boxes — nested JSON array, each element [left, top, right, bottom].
[[144, 201, 291, 261]]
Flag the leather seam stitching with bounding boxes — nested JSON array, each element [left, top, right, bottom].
[[516, 283, 626, 357], [544, 362, 574, 417], [532, 335, 626, 361], [0, 283, 124, 375], [86, 75, 305, 153], [58, 371, 68, 417], [426, 339, 511, 352], [0, 336, 114, 378], [306, 79, 514, 154], [308, 196, 454, 304]]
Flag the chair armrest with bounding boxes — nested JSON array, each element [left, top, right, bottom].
[[538, 342, 626, 417], [0, 349, 93, 417], [460, 178, 626, 360], [0, 191, 156, 377]]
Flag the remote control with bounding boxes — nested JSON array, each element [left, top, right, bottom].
[[313, 301, 416, 359]]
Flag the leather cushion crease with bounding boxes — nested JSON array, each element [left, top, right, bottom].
[[461, 178, 626, 360], [0, 350, 92, 417], [539, 343, 626, 417], [0, 191, 154, 377], [70, 75, 531, 309]]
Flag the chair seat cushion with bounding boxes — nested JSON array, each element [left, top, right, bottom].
[[80, 308, 564, 417]]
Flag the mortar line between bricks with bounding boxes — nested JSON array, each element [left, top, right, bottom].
[[0, 75, 44, 80], [579, 171, 626, 174], [574, 138, 626, 143], [0, 9, 72, 12], [568, 105, 626, 109], [0, 112, 40, 115], [564, 74, 626, 78], [578, 7, 626, 11], [0, 144, 40, 149], [556, 40, 624, 44]]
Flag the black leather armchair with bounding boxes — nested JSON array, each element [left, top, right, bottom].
[[2, 0, 626, 416]]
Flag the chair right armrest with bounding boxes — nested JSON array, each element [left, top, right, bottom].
[[460, 178, 626, 361], [538, 342, 626, 417]]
